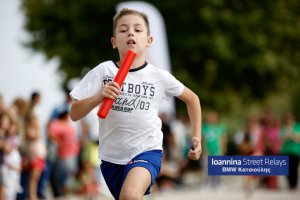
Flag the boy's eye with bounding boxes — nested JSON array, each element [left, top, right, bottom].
[[135, 29, 142, 32]]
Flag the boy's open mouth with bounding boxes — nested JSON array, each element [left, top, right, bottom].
[[127, 39, 136, 45]]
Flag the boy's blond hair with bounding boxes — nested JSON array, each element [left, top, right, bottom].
[[113, 8, 150, 36]]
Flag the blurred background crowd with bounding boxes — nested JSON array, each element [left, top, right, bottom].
[[0, 91, 100, 200], [0, 90, 299, 200]]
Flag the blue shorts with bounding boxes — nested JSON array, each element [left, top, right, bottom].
[[100, 150, 163, 200]]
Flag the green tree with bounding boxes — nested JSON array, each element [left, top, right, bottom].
[[21, 0, 300, 118]]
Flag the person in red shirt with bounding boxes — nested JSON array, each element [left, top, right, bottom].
[[48, 109, 80, 196]]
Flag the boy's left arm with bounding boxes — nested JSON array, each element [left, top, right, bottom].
[[177, 86, 202, 160]]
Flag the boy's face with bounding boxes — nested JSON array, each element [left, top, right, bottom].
[[111, 14, 153, 56]]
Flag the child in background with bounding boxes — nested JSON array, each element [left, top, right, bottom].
[[202, 110, 227, 189], [3, 140, 22, 200], [0, 111, 12, 200], [24, 113, 47, 200], [235, 115, 263, 197], [48, 110, 80, 196], [280, 113, 300, 190]]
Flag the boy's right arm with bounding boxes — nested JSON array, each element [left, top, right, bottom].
[[70, 81, 121, 121], [70, 94, 102, 121]]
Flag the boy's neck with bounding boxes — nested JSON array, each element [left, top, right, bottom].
[[118, 53, 146, 69]]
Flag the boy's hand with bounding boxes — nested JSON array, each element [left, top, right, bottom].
[[188, 137, 202, 160], [101, 81, 121, 101]]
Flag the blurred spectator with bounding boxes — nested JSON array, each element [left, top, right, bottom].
[[259, 109, 281, 189], [49, 89, 72, 120], [12, 98, 29, 200], [11, 98, 28, 147], [12, 98, 28, 119], [27, 91, 49, 198], [0, 95, 5, 114], [0, 111, 11, 200], [28, 92, 41, 116], [156, 154, 181, 191], [80, 108, 102, 193], [160, 113, 177, 160], [6, 108, 21, 146], [170, 115, 191, 160], [3, 139, 21, 200], [24, 113, 47, 200], [170, 114, 202, 187], [203, 110, 227, 156], [280, 112, 300, 190], [68, 159, 99, 196], [48, 109, 80, 197], [202, 110, 227, 189], [1, 108, 22, 200], [45, 89, 76, 196], [235, 113, 263, 155], [259, 109, 281, 155], [156, 113, 181, 191], [234, 114, 263, 196], [11, 98, 28, 161]]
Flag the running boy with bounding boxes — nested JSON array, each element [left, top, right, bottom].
[[70, 8, 202, 200]]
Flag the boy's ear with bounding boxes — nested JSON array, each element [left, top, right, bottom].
[[111, 37, 117, 49], [146, 36, 153, 47]]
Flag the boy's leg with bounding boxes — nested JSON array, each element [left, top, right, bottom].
[[119, 167, 151, 200]]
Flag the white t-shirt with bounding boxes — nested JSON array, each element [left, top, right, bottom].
[[70, 61, 184, 164], [83, 108, 100, 142], [3, 149, 22, 198]]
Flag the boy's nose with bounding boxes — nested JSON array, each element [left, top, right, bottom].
[[128, 29, 134, 36]]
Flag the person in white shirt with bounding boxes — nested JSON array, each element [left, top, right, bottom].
[[3, 140, 21, 200], [70, 8, 202, 200]]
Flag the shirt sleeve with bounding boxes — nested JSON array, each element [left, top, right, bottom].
[[48, 121, 59, 139], [70, 69, 102, 101], [162, 70, 185, 100]]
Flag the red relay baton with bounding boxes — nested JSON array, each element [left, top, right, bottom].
[[97, 50, 136, 118]]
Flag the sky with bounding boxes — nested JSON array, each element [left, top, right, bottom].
[[0, 0, 64, 128]]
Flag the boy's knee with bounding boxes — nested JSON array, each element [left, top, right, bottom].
[[119, 189, 143, 200]]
